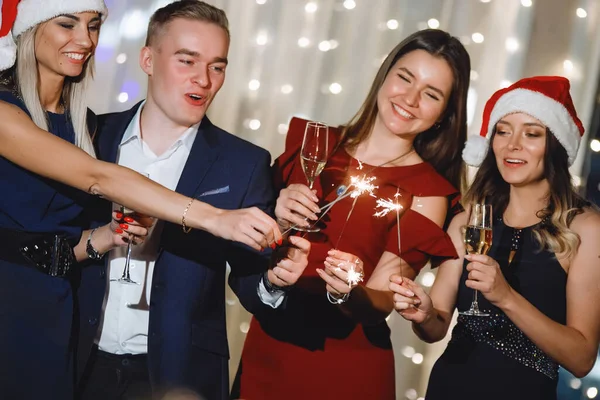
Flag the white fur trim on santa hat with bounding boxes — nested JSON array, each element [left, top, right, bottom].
[[485, 88, 581, 166], [462, 134, 489, 167], [0, 32, 16, 71], [13, 0, 107, 38]]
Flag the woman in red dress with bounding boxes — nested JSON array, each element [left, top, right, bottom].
[[238, 29, 471, 399]]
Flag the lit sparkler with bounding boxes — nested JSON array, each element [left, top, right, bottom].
[[373, 195, 403, 217], [374, 189, 404, 276], [348, 175, 377, 198], [333, 174, 378, 248], [346, 263, 364, 288], [281, 174, 378, 236], [334, 259, 364, 288]]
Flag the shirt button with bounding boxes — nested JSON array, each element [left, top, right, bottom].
[[121, 342, 127, 347], [88, 317, 98, 325], [99, 269, 106, 278], [122, 359, 130, 366]]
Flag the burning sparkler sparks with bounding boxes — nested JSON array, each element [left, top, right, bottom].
[[349, 175, 377, 199], [373, 192, 403, 217], [346, 263, 364, 288], [281, 174, 378, 236], [374, 189, 404, 277]]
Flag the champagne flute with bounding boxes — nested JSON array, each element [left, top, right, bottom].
[[111, 172, 150, 285], [459, 203, 493, 317], [296, 121, 328, 232], [110, 205, 140, 285]]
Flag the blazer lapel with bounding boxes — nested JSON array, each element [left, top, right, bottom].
[[97, 102, 143, 163], [175, 117, 220, 198]]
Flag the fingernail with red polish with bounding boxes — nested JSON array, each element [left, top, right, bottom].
[[120, 223, 129, 229], [115, 228, 124, 234], [270, 243, 276, 249], [115, 212, 123, 219], [124, 217, 134, 223], [277, 239, 283, 245]]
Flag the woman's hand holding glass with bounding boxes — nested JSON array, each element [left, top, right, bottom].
[[389, 275, 432, 324], [87, 211, 152, 258], [464, 253, 513, 309], [110, 210, 153, 247], [274, 183, 321, 232]]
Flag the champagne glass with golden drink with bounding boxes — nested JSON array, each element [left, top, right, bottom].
[[460, 203, 493, 317], [296, 121, 328, 232]]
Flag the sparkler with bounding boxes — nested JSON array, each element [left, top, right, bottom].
[[346, 263, 364, 288], [334, 259, 364, 288], [333, 175, 378, 248], [374, 189, 404, 276], [281, 174, 378, 236]]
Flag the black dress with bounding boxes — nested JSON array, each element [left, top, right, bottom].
[[0, 91, 95, 399], [426, 218, 566, 400]]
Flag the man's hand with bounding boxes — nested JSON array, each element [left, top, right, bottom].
[[267, 236, 311, 287]]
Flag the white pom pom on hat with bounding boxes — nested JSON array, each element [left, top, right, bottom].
[[462, 76, 585, 167]]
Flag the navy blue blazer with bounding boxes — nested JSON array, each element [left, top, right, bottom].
[[77, 102, 277, 399]]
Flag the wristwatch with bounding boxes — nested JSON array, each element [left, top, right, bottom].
[[86, 229, 104, 260], [262, 270, 289, 294]]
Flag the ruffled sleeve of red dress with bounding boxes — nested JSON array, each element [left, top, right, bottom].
[[272, 117, 339, 192], [382, 163, 461, 272]]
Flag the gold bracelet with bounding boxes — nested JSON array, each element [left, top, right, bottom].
[[182, 197, 195, 233]]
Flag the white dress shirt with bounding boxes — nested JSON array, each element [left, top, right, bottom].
[[97, 103, 284, 355]]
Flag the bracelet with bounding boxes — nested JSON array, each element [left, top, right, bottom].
[[86, 228, 104, 260], [327, 291, 349, 305], [182, 197, 195, 233]]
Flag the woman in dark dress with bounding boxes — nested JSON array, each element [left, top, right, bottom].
[[238, 29, 471, 399], [0, 1, 280, 398], [391, 76, 600, 399], [0, 1, 154, 398]]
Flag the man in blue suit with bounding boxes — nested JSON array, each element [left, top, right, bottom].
[[76, 2, 310, 399]]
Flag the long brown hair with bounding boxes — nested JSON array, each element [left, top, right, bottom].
[[464, 127, 590, 257], [338, 29, 471, 191]]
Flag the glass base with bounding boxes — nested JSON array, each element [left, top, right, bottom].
[[110, 277, 139, 285], [293, 225, 321, 233], [459, 308, 489, 317]]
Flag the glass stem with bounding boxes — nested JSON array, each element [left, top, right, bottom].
[[122, 240, 133, 280]]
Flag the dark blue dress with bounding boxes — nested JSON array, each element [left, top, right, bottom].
[[0, 91, 95, 399], [426, 218, 566, 400]]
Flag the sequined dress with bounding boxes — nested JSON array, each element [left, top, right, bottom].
[[238, 117, 460, 399], [426, 218, 566, 400]]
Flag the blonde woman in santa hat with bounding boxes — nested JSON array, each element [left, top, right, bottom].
[[0, 1, 281, 258], [0, 1, 280, 399], [390, 76, 600, 399]]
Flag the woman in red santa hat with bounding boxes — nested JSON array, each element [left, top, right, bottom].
[[390, 76, 600, 399], [0, 1, 280, 399]]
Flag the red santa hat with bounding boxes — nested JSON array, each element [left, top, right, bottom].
[[462, 76, 585, 167], [0, 0, 108, 71]]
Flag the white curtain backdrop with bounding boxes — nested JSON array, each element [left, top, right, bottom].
[[88, 1, 600, 398]]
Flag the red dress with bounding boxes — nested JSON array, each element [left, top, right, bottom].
[[239, 118, 459, 399]]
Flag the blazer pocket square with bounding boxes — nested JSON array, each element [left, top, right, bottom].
[[198, 185, 230, 197]]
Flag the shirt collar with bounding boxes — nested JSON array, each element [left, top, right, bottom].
[[119, 100, 201, 151]]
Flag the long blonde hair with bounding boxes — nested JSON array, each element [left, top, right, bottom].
[[14, 25, 96, 157]]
